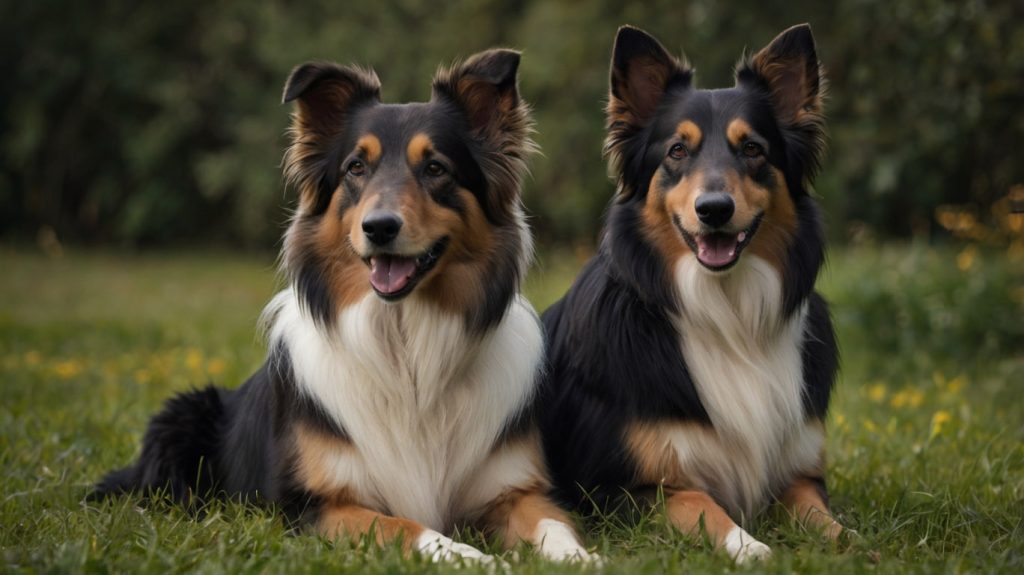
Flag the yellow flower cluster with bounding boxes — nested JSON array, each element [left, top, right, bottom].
[[935, 185, 1024, 259]]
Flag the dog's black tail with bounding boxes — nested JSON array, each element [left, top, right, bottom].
[[91, 385, 226, 504]]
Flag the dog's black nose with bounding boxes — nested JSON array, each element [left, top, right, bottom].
[[695, 193, 735, 228], [362, 211, 403, 245]]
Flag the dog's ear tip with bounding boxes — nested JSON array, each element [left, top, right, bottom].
[[464, 48, 522, 84], [614, 25, 651, 44], [768, 23, 818, 56], [281, 62, 331, 103], [282, 62, 381, 105]]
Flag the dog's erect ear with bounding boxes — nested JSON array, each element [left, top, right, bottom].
[[282, 62, 380, 134], [432, 49, 534, 223], [608, 26, 692, 129], [737, 24, 827, 185], [281, 62, 380, 212], [605, 26, 692, 201], [432, 49, 523, 138], [742, 24, 822, 125]]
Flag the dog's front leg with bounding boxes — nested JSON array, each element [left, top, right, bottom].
[[318, 504, 493, 563], [482, 487, 594, 562], [665, 489, 772, 563], [779, 475, 844, 539]]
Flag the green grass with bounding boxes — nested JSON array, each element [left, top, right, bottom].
[[2, 244, 1022, 574]]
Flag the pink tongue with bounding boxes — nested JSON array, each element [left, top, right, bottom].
[[370, 255, 418, 294], [696, 233, 739, 267]]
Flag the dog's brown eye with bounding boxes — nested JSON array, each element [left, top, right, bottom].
[[742, 142, 764, 158], [424, 161, 447, 177], [668, 143, 689, 160], [347, 160, 366, 176]]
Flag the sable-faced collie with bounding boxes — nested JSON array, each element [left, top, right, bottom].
[[94, 49, 592, 563], [540, 25, 843, 562]]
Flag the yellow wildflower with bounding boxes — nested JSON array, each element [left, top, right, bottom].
[[185, 348, 204, 371], [53, 359, 84, 379], [956, 246, 977, 271], [891, 388, 925, 408], [207, 358, 226, 377], [946, 376, 966, 394], [24, 351, 41, 366], [930, 410, 952, 438], [867, 383, 887, 403]]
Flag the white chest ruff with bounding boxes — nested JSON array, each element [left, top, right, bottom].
[[265, 290, 544, 530], [671, 256, 822, 519]]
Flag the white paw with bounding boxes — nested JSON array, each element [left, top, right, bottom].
[[415, 529, 495, 564], [533, 519, 598, 563], [723, 525, 772, 564]]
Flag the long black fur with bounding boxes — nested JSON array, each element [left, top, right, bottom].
[[92, 346, 331, 523]]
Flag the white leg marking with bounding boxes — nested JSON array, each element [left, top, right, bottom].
[[532, 519, 596, 562], [415, 529, 494, 564], [723, 525, 772, 564]]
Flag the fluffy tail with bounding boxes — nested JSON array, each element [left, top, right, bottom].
[[91, 386, 226, 503]]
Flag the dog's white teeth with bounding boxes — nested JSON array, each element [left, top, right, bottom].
[[728, 248, 736, 257], [738, 231, 747, 243]]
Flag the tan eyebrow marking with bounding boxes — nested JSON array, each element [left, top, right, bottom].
[[356, 134, 382, 164], [676, 120, 702, 149], [726, 119, 754, 148], [407, 133, 433, 165]]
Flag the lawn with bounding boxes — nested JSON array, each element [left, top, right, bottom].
[[1, 244, 1021, 574]]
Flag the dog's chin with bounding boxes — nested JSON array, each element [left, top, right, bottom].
[[674, 214, 763, 272], [363, 237, 449, 302]]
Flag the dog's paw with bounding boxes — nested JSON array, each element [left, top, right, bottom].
[[822, 518, 845, 541], [415, 530, 495, 564], [723, 526, 772, 564], [533, 519, 600, 563]]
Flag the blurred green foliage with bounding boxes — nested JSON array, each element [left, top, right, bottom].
[[1, 0, 1022, 247], [818, 244, 1024, 379]]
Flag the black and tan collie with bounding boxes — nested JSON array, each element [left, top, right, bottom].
[[94, 49, 592, 563], [540, 25, 843, 562]]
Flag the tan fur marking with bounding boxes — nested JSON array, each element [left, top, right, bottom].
[[318, 504, 426, 552], [314, 190, 372, 308], [676, 120, 703, 149], [779, 477, 842, 539], [778, 420, 841, 539], [746, 167, 797, 274], [643, 172, 698, 265], [418, 189, 496, 314], [357, 134, 382, 165], [726, 169, 767, 230], [293, 424, 354, 498], [625, 423, 690, 489], [480, 485, 574, 550], [726, 119, 753, 148], [666, 490, 739, 548], [407, 133, 433, 166]]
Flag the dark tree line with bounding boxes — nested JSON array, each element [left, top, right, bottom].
[[2, 0, 1021, 248]]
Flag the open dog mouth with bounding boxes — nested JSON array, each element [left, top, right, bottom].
[[674, 213, 763, 271], [365, 237, 449, 300]]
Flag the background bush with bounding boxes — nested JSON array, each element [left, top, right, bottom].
[[1, 0, 1022, 248]]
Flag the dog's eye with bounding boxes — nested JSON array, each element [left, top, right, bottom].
[[742, 142, 764, 158], [424, 161, 447, 177], [668, 143, 689, 160], [347, 160, 366, 176]]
